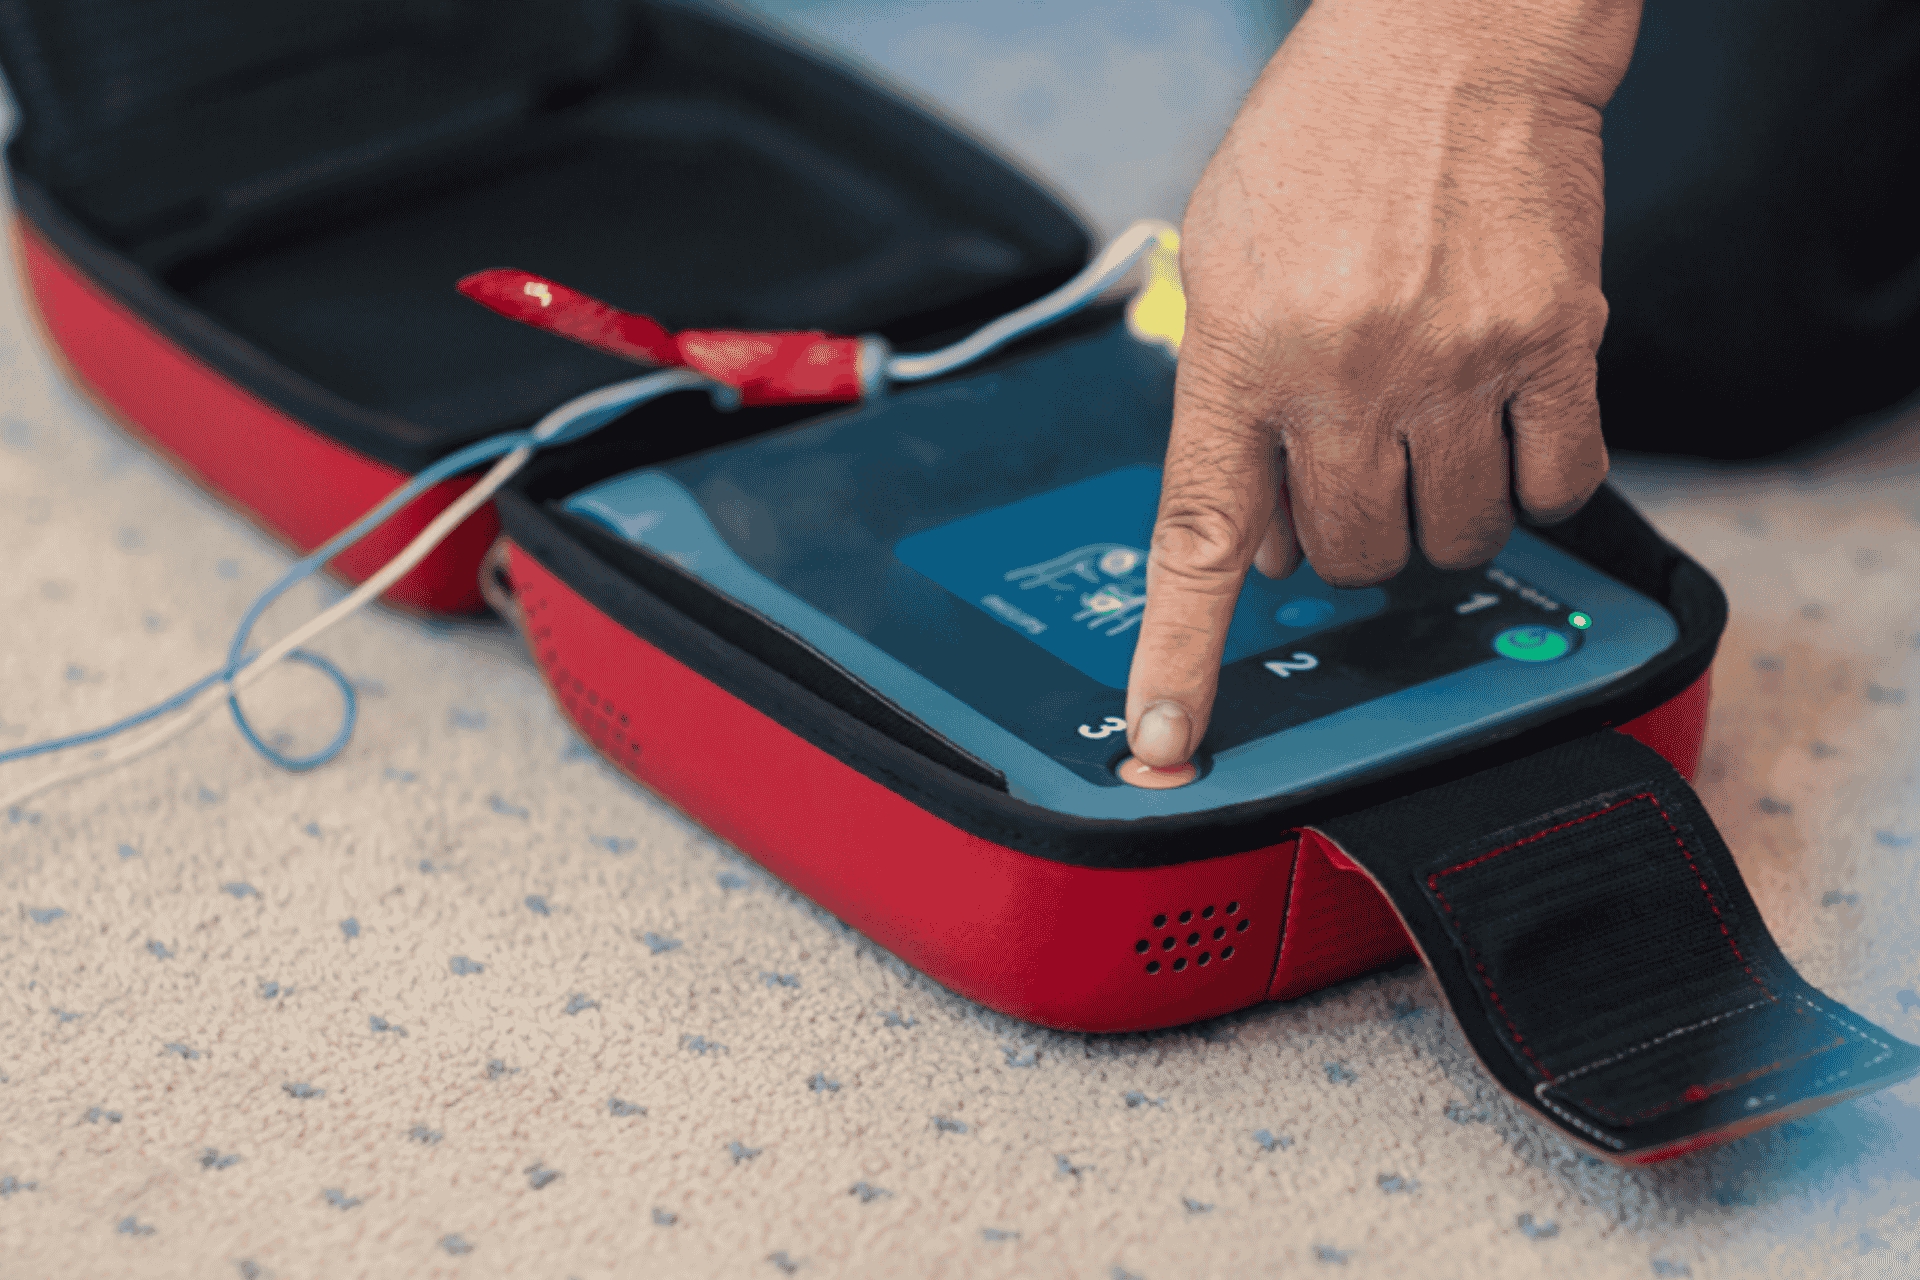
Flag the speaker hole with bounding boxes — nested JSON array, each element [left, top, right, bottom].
[[1146, 960, 1161, 975], [1212, 926, 1225, 941], [1198, 952, 1211, 965], [1152, 914, 1167, 928], [1134, 939, 1149, 954], [1222, 945, 1235, 959], [1178, 909, 1193, 923], [1162, 937, 1175, 951], [1172, 957, 1187, 972], [1236, 918, 1250, 932], [1202, 905, 1215, 919], [1186, 932, 1200, 946], [1226, 901, 1240, 914]]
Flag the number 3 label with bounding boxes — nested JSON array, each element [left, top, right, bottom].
[[1264, 653, 1319, 678], [1078, 715, 1127, 740]]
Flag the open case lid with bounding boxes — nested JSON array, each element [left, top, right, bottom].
[[0, 0, 1091, 472]]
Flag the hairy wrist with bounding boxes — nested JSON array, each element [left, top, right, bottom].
[[1287, 0, 1643, 112]]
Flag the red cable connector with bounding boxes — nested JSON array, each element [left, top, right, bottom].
[[456, 269, 879, 407]]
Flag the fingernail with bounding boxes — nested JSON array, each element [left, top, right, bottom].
[[1133, 701, 1192, 768]]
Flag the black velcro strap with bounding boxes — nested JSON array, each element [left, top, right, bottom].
[[1316, 731, 1918, 1161]]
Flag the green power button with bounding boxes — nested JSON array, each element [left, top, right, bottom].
[[1494, 625, 1572, 662]]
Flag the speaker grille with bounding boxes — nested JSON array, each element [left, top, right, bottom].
[[1136, 900, 1250, 975]]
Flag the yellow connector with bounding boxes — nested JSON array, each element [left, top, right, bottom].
[[1125, 226, 1185, 354]]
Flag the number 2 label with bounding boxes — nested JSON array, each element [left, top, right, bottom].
[[1264, 653, 1319, 679], [1077, 715, 1127, 740]]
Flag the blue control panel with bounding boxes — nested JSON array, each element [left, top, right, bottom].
[[560, 322, 1679, 820], [895, 466, 1384, 690]]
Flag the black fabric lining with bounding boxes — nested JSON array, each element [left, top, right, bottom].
[[494, 475, 1728, 870], [1319, 732, 1920, 1156], [0, 0, 1090, 473], [0, 0, 632, 246]]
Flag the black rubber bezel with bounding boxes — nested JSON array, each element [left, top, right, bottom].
[[496, 473, 1727, 870]]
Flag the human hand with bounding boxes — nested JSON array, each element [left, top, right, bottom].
[[1124, 0, 1643, 770]]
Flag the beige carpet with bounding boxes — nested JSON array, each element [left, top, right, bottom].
[[5, 52, 1920, 1280]]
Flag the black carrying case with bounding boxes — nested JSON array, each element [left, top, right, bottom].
[[0, 0, 1089, 608]]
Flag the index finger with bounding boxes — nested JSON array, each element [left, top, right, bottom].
[[1124, 369, 1277, 769]]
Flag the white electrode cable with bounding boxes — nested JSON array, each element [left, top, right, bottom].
[[885, 219, 1177, 382], [1, 222, 1180, 812], [0, 369, 719, 813]]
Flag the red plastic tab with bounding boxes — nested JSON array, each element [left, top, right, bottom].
[[457, 268, 865, 406], [456, 268, 677, 365], [674, 329, 864, 406]]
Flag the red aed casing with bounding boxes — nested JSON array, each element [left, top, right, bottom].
[[13, 224, 496, 612], [489, 475, 1723, 1036]]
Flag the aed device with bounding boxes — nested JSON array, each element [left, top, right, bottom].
[[0, 0, 1087, 611], [560, 327, 1680, 818], [6, 0, 1912, 1166], [490, 313, 1918, 1163]]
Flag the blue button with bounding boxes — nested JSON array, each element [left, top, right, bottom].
[[1275, 597, 1336, 628], [1493, 626, 1572, 662]]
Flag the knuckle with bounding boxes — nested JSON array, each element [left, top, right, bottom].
[[1532, 287, 1609, 360], [1150, 500, 1259, 586], [1511, 355, 1599, 431], [1514, 279, 1606, 338], [1178, 310, 1283, 405], [1303, 523, 1411, 588], [1438, 279, 1607, 390], [1581, 290, 1610, 345]]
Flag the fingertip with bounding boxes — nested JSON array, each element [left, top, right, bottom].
[[1130, 700, 1194, 769]]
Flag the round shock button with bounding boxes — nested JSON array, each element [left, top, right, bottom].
[[1116, 756, 1197, 789], [1493, 625, 1572, 662], [1274, 596, 1335, 628]]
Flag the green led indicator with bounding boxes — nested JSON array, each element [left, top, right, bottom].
[[1568, 612, 1592, 630]]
